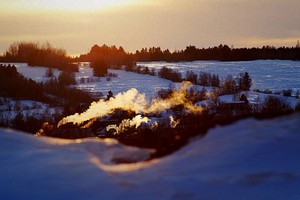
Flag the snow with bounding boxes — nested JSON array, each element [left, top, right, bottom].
[[75, 67, 173, 99], [1, 60, 300, 199], [138, 60, 300, 94], [0, 63, 61, 83], [0, 97, 62, 121], [1, 112, 300, 199], [3, 60, 300, 99], [218, 91, 300, 109], [1, 63, 173, 99]]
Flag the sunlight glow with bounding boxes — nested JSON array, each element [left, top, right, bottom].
[[13, 0, 138, 11]]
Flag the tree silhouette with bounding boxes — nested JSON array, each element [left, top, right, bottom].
[[237, 72, 252, 91], [91, 58, 108, 77]]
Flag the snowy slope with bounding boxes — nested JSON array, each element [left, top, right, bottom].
[[1, 63, 173, 99], [0, 98, 62, 122], [139, 60, 300, 94], [1, 112, 300, 200], [1, 63, 61, 83], [4, 60, 300, 99], [218, 91, 300, 109], [75, 67, 173, 99]]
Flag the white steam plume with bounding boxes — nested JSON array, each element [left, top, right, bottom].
[[106, 115, 149, 135], [58, 88, 147, 127], [58, 82, 203, 127]]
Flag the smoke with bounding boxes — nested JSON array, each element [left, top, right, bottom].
[[105, 114, 182, 135], [106, 115, 149, 135], [58, 82, 203, 129], [57, 88, 147, 127], [148, 83, 203, 114]]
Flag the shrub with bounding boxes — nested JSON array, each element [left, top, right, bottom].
[[211, 74, 220, 87], [282, 89, 292, 97], [295, 103, 300, 111], [185, 70, 197, 84], [156, 88, 173, 99], [158, 67, 182, 82], [186, 87, 207, 103], [91, 59, 108, 77], [295, 90, 300, 99], [261, 96, 293, 116], [58, 71, 76, 86], [220, 75, 238, 95], [45, 67, 54, 77], [198, 71, 210, 86], [236, 71, 252, 91]]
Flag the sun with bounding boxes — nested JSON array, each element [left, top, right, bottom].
[[28, 0, 138, 11]]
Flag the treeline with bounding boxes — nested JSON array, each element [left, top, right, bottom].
[[0, 64, 95, 134], [75, 44, 300, 64], [2, 42, 300, 75], [124, 64, 252, 94], [0, 64, 93, 108], [0, 42, 78, 72], [135, 45, 300, 62]]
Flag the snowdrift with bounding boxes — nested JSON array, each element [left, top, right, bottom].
[[1, 112, 300, 199]]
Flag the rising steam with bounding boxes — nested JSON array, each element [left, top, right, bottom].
[[57, 82, 203, 129]]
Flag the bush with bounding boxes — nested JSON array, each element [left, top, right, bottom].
[[198, 71, 220, 87], [91, 59, 108, 77], [282, 89, 292, 97], [295, 103, 300, 111], [58, 71, 76, 86], [185, 70, 197, 84], [45, 68, 54, 77], [198, 71, 210, 86], [220, 75, 238, 95], [158, 67, 182, 82], [236, 71, 252, 91], [4, 42, 78, 72], [261, 96, 293, 116], [156, 88, 173, 99], [186, 87, 207, 103]]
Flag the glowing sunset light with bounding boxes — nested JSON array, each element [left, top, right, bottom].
[[2, 0, 139, 11], [0, 0, 299, 55], [39, 0, 138, 10]]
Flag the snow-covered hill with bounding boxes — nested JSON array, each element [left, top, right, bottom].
[[1, 112, 300, 199], [138, 60, 300, 94]]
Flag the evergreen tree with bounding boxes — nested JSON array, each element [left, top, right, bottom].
[[237, 72, 252, 91], [211, 74, 220, 87], [91, 59, 108, 77]]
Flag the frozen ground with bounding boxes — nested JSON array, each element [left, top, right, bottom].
[[1, 63, 61, 83], [218, 91, 300, 109], [1, 63, 173, 99], [74, 65, 173, 99], [1, 61, 300, 199], [138, 60, 300, 94], [3, 60, 300, 99], [1, 112, 299, 199], [0, 97, 62, 122]]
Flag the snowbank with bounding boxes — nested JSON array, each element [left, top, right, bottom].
[[1, 112, 300, 199]]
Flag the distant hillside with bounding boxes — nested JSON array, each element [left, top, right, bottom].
[[75, 44, 300, 63]]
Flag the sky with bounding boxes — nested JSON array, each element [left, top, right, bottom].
[[0, 0, 300, 56]]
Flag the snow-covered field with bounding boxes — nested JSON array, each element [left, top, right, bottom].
[[4, 60, 300, 98], [1, 112, 300, 199], [219, 91, 300, 109], [1, 63, 173, 99], [1, 60, 300, 199], [0, 97, 61, 121], [138, 60, 300, 94], [3, 60, 300, 98], [75, 65, 173, 99]]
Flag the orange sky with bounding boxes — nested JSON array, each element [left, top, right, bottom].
[[1, 0, 299, 56]]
